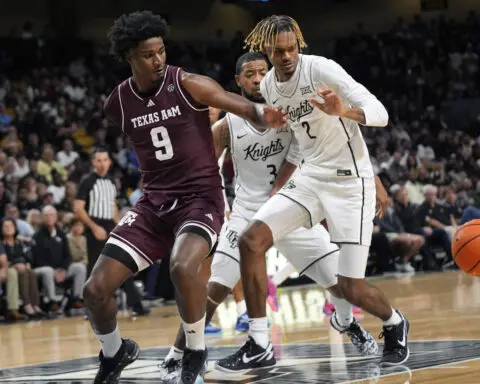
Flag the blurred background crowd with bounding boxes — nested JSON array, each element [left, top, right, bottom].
[[0, 0, 479, 323]]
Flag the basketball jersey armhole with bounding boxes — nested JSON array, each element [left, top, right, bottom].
[[117, 84, 125, 132], [175, 68, 209, 112], [225, 113, 235, 156]]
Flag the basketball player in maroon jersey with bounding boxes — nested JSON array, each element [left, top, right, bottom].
[[82, 11, 286, 384]]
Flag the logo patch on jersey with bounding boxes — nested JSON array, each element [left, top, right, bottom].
[[147, 99, 155, 107], [237, 133, 247, 139], [337, 169, 352, 176], [130, 106, 182, 128], [205, 213, 213, 221], [286, 100, 314, 123], [243, 139, 285, 161], [118, 211, 138, 227], [167, 84, 175, 92], [300, 86, 312, 95], [226, 229, 238, 249]]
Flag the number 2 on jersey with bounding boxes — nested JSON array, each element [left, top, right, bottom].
[[301, 121, 317, 139], [267, 164, 278, 185], [150, 126, 174, 161]]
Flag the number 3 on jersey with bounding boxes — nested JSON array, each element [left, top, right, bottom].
[[150, 126, 174, 161], [267, 164, 277, 185]]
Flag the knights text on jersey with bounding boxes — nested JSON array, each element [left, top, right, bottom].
[[226, 112, 292, 211], [260, 54, 388, 180]]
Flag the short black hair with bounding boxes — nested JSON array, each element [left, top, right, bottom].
[[107, 10, 169, 61], [91, 146, 109, 159], [235, 52, 267, 75]]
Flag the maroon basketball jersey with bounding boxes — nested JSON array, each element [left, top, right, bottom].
[[104, 66, 222, 206]]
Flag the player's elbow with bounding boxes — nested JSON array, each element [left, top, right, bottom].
[[362, 101, 389, 127], [377, 105, 389, 127]]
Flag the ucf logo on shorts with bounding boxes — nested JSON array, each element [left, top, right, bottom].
[[284, 180, 296, 190], [118, 211, 138, 227], [226, 230, 238, 249]]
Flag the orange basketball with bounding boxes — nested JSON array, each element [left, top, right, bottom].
[[452, 219, 480, 276]]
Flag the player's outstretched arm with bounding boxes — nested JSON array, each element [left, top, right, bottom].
[[309, 58, 389, 127], [211, 117, 230, 160], [181, 72, 286, 129]]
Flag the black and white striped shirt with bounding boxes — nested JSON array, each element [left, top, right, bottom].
[[76, 172, 117, 221]]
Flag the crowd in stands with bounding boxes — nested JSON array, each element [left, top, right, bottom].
[[0, 12, 479, 322]]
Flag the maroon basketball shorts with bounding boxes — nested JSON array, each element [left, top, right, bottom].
[[102, 191, 225, 272]]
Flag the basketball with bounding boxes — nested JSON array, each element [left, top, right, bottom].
[[452, 219, 480, 276]]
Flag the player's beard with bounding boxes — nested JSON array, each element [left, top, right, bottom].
[[243, 90, 265, 104]]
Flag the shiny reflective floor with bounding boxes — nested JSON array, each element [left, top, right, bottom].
[[1, 271, 480, 383]]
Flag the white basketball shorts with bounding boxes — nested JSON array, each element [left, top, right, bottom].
[[254, 175, 376, 279], [210, 202, 339, 289]]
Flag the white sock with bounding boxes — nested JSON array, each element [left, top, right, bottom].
[[330, 295, 354, 328], [96, 325, 122, 358], [165, 345, 184, 361], [248, 317, 269, 349], [182, 314, 206, 350], [272, 263, 296, 286], [324, 290, 332, 303], [383, 309, 402, 326], [236, 300, 247, 316]]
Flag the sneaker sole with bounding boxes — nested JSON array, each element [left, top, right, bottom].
[[214, 359, 276, 374], [381, 347, 410, 366]]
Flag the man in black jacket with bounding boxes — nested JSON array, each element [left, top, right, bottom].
[[32, 205, 86, 311]]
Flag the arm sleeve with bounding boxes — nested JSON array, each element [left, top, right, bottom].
[[311, 57, 389, 127]]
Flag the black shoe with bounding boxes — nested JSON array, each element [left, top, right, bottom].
[[215, 336, 275, 373], [94, 338, 139, 383], [158, 357, 181, 380], [379, 310, 410, 365], [180, 348, 208, 384]]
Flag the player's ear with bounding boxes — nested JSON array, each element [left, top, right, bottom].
[[235, 74, 241, 88], [125, 51, 132, 65]]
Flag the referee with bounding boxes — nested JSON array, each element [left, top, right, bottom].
[[74, 147, 149, 316]]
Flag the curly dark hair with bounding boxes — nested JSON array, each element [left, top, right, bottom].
[[107, 10, 169, 61]]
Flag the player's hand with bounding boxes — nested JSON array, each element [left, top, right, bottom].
[[376, 193, 390, 219], [269, 187, 279, 198], [310, 88, 346, 117], [263, 106, 287, 128], [93, 225, 107, 241]]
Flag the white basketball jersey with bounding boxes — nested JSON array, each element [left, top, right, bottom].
[[226, 112, 293, 211], [261, 54, 374, 180]]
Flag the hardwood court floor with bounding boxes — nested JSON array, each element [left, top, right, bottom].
[[1, 271, 480, 383]]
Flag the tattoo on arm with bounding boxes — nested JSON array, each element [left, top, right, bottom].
[[220, 119, 230, 151]]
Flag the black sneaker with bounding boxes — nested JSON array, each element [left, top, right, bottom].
[[330, 313, 379, 356], [215, 336, 275, 373], [94, 338, 139, 383], [158, 357, 181, 381], [180, 348, 208, 384], [379, 310, 410, 365]]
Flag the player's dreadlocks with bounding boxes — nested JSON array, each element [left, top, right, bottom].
[[244, 15, 307, 53], [107, 10, 169, 61]]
